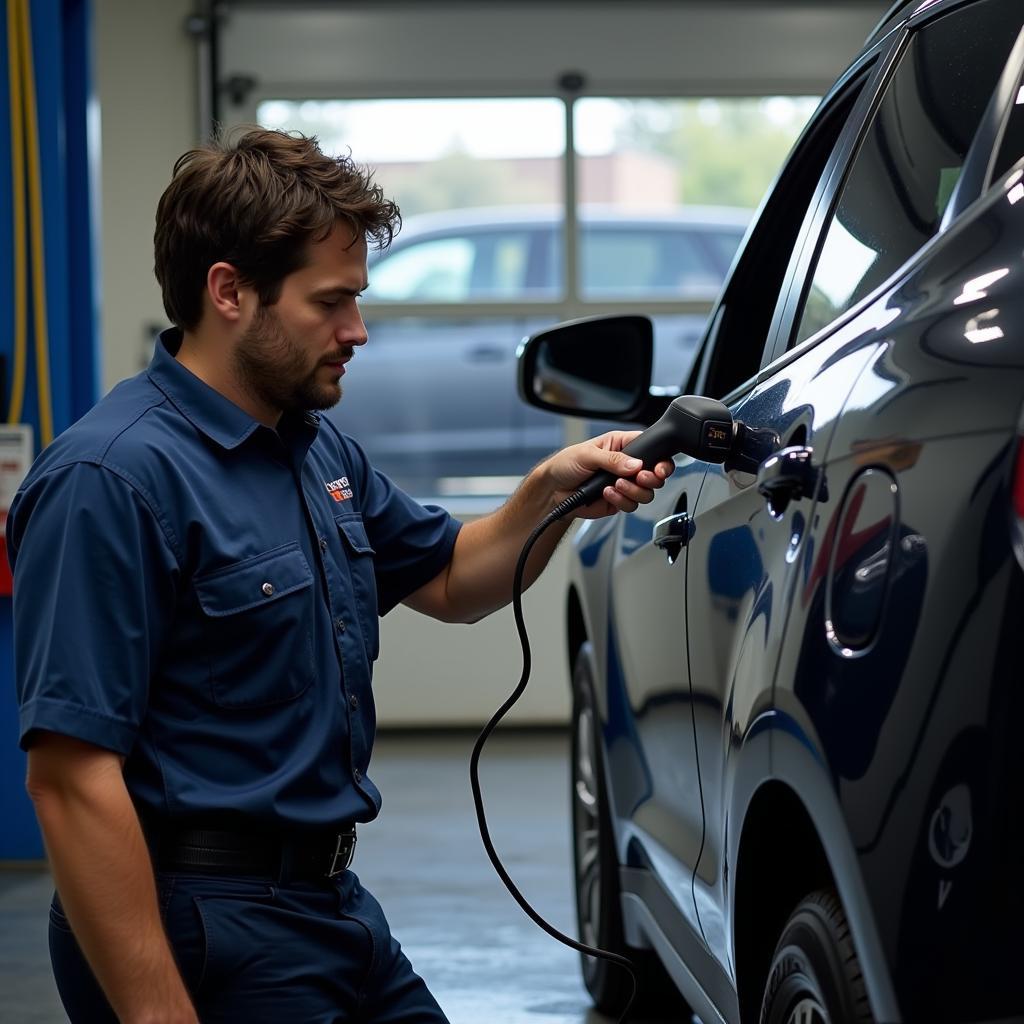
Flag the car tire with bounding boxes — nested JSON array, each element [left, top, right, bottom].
[[759, 889, 873, 1024], [571, 642, 692, 1018]]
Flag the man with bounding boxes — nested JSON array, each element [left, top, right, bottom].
[[9, 128, 673, 1023]]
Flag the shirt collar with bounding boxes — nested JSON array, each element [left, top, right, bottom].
[[147, 328, 323, 451]]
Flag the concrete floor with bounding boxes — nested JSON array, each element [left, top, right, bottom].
[[0, 732, 694, 1024]]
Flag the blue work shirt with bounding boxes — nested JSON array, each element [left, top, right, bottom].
[[9, 330, 461, 829]]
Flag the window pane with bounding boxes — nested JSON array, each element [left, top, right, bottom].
[[574, 97, 818, 215], [573, 97, 815, 385], [795, 0, 1023, 345], [259, 98, 565, 219]]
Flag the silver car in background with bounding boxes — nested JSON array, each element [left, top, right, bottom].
[[327, 205, 750, 498]]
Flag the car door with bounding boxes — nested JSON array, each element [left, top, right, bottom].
[[684, 0, 1024, 989], [603, 55, 878, 995]]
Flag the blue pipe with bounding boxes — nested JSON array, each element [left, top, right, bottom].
[[0, 0, 99, 860]]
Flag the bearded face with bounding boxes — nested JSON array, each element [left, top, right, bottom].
[[233, 303, 354, 416]]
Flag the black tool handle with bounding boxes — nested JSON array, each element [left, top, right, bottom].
[[572, 395, 735, 508]]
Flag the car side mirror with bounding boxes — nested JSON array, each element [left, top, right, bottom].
[[516, 314, 654, 421]]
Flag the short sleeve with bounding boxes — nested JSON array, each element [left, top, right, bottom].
[[8, 462, 180, 753], [339, 438, 461, 616]]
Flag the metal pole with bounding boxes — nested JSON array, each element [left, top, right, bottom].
[[560, 71, 588, 446], [185, 1, 215, 140]]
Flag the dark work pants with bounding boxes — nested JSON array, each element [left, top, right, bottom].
[[48, 870, 449, 1023]]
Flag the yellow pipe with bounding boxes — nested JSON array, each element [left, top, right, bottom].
[[6, 0, 27, 426], [17, 0, 53, 446]]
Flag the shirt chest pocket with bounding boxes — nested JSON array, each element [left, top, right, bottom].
[[335, 515, 380, 663], [193, 544, 316, 708]]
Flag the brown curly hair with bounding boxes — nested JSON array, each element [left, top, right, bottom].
[[154, 126, 400, 331]]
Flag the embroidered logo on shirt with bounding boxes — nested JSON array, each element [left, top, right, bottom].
[[325, 476, 354, 503]]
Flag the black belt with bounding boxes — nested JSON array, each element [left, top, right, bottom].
[[152, 825, 357, 884]]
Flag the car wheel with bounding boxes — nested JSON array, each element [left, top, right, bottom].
[[760, 889, 872, 1024], [571, 642, 691, 1018]]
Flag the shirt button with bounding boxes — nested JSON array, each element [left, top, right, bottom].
[[349, 694, 359, 710], [353, 768, 363, 783], [319, 537, 328, 552], [261, 582, 275, 597], [335, 618, 346, 633]]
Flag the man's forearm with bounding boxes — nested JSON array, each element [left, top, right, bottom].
[[28, 741, 197, 1024], [440, 460, 573, 622], [404, 434, 671, 624]]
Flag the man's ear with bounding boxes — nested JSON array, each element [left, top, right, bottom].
[[206, 262, 247, 323]]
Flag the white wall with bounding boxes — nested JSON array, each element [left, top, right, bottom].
[[95, 0, 197, 393], [219, 1, 882, 104], [373, 537, 576, 727]]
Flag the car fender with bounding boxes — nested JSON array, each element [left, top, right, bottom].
[[727, 715, 903, 1023]]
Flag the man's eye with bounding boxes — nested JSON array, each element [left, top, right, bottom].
[[319, 299, 339, 309]]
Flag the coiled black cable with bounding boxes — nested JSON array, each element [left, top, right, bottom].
[[469, 493, 638, 1024]]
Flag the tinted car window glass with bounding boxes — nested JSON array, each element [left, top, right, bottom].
[[467, 231, 541, 297], [484, 235, 531, 296], [367, 231, 534, 301], [581, 228, 715, 297], [795, 0, 1023, 346], [991, 70, 1024, 183], [368, 236, 474, 300]]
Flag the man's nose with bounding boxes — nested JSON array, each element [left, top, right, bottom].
[[340, 310, 368, 347]]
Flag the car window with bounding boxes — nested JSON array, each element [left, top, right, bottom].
[[366, 231, 535, 301], [580, 227, 719, 298], [694, 77, 866, 400], [794, 0, 1024, 347], [991, 65, 1024, 184]]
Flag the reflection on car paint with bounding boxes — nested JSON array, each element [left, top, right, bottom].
[[927, 783, 973, 871], [603, 609, 654, 823]]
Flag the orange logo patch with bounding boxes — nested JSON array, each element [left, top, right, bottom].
[[325, 476, 354, 503]]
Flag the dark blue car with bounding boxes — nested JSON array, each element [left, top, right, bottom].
[[518, 1, 1024, 1021]]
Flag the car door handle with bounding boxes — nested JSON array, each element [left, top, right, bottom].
[[466, 345, 506, 362], [654, 511, 692, 564], [757, 445, 828, 518]]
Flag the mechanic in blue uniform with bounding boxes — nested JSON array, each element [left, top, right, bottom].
[[8, 128, 674, 1024]]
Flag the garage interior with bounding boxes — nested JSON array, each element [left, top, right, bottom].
[[0, 2, 886, 1021]]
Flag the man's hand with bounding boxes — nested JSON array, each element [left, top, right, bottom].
[[543, 430, 675, 519]]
